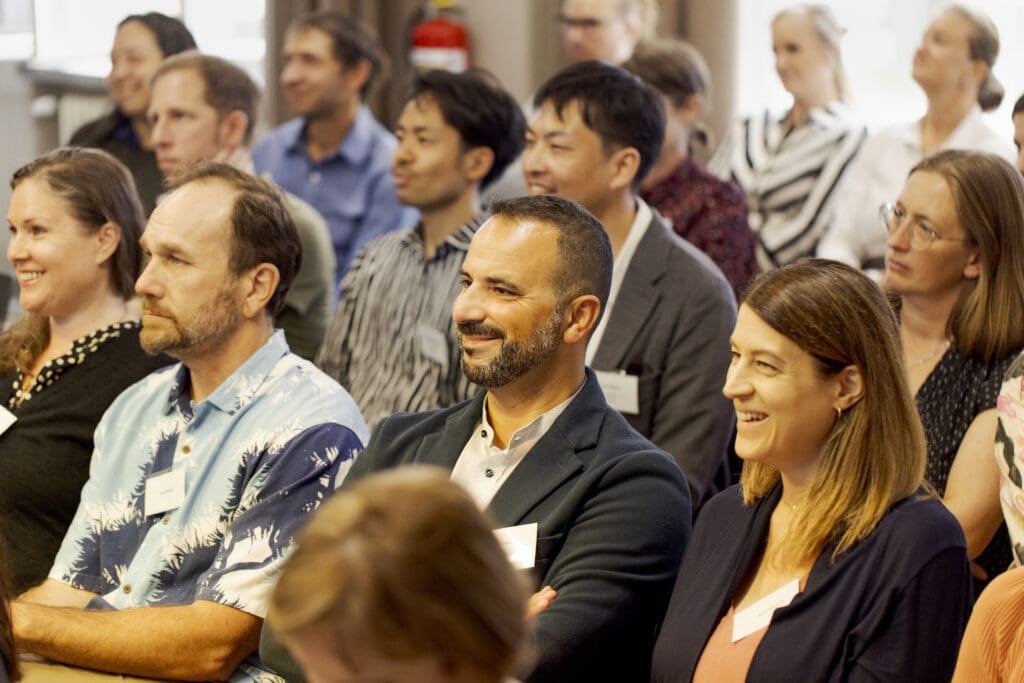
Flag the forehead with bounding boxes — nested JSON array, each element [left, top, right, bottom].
[[929, 10, 971, 41], [285, 26, 337, 59], [397, 94, 453, 132], [772, 12, 816, 42], [562, 0, 623, 20], [151, 68, 210, 108], [900, 170, 953, 209], [465, 215, 561, 284], [732, 304, 807, 360], [532, 99, 597, 140], [144, 179, 235, 249], [113, 20, 161, 53], [8, 176, 68, 220]]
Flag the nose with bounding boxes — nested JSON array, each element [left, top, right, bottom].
[[521, 142, 545, 180], [392, 138, 412, 167], [108, 57, 127, 84], [280, 60, 300, 88], [722, 358, 751, 400], [886, 216, 912, 252], [7, 230, 25, 265], [150, 116, 170, 148], [452, 281, 484, 326], [134, 257, 161, 298]]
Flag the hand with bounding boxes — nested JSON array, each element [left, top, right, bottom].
[[527, 586, 557, 619]]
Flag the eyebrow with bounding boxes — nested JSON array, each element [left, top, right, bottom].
[[461, 269, 521, 290]]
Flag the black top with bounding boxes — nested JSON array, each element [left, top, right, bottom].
[[652, 484, 972, 682], [69, 111, 162, 216], [0, 323, 170, 592], [917, 345, 1015, 583]]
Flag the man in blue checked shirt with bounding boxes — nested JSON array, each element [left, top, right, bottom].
[[12, 162, 368, 683]]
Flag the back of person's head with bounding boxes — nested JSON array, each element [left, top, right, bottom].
[[948, 4, 1002, 111], [289, 9, 384, 99], [165, 161, 300, 317], [152, 52, 261, 145], [117, 12, 196, 57], [11, 147, 144, 300], [741, 259, 926, 560], [270, 467, 530, 681], [405, 69, 526, 190], [534, 60, 664, 189], [490, 195, 612, 318], [772, 3, 849, 102], [910, 150, 1024, 360]]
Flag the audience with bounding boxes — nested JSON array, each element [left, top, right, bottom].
[[69, 13, 196, 215], [317, 69, 524, 428], [269, 467, 531, 683], [884, 150, 1024, 587], [263, 195, 691, 683], [710, 4, 865, 270], [0, 148, 170, 594], [652, 259, 972, 682], [819, 4, 1012, 271], [624, 38, 758, 299], [148, 51, 335, 361], [11, 162, 367, 681], [253, 10, 417, 280], [523, 60, 735, 509]]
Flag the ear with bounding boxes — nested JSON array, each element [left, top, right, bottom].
[[834, 364, 864, 413], [460, 146, 495, 184], [344, 59, 373, 97], [676, 93, 704, 126], [94, 221, 122, 266], [217, 110, 249, 150], [562, 295, 602, 346], [963, 249, 982, 280], [606, 146, 641, 192], [239, 263, 281, 319]]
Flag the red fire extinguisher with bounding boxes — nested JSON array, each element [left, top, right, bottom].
[[410, 0, 470, 73]]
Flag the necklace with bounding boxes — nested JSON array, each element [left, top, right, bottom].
[[906, 339, 950, 370]]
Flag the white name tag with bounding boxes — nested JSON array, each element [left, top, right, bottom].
[[417, 322, 450, 372], [594, 370, 639, 415], [0, 406, 17, 436], [732, 578, 800, 642], [494, 522, 538, 570], [144, 468, 185, 517]]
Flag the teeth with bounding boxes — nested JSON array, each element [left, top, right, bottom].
[[737, 411, 766, 422], [19, 272, 41, 282]]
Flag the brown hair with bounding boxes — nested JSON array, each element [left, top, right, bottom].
[[152, 51, 260, 145], [0, 148, 145, 374], [773, 4, 850, 102], [289, 10, 385, 99], [741, 259, 926, 566], [908, 150, 1024, 361], [165, 161, 300, 317], [269, 467, 530, 680], [947, 5, 1003, 111]]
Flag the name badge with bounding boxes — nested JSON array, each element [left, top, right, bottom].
[[594, 370, 639, 415], [494, 522, 538, 570], [732, 578, 800, 642], [144, 468, 185, 517], [0, 406, 16, 436], [417, 322, 450, 372]]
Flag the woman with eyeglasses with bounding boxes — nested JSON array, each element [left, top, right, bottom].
[[883, 149, 1024, 587]]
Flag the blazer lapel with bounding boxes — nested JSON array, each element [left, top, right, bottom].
[[413, 393, 485, 470]]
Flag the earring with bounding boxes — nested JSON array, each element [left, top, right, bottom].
[[835, 406, 842, 419]]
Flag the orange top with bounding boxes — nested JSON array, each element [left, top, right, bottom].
[[952, 566, 1024, 683]]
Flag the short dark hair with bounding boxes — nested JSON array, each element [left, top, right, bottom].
[[166, 162, 301, 317], [289, 10, 384, 99], [534, 60, 664, 189], [1013, 92, 1024, 116], [405, 69, 526, 190], [623, 39, 710, 107], [153, 52, 261, 145], [118, 12, 197, 57], [491, 195, 612, 320]]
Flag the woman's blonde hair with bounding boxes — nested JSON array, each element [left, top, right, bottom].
[[773, 4, 850, 102], [740, 259, 926, 566], [269, 467, 531, 680]]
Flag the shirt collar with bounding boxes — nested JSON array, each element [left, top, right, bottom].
[[478, 381, 583, 451], [400, 213, 488, 258], [288, 105, 376, 165]]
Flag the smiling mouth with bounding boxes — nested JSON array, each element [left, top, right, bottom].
[[737, 411, 767, 423]]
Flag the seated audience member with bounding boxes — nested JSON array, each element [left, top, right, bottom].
[[710, 4, 865, 270], [263, 195, 691, 683], [819, 4, 1012, 271], [883, 151, 1024, 586], [254, 10, 417, 279], [952, 566, 1024, 682], [269, 467, 530, 683], [0, 545, 19, 683], [652, 259, 972, 682], [0, 148, 170, 593], [12, 162, 367, 681], [523, 59, 735, 508], [317, 68, 524, 428], [624, 39, 758, 299], [148, 51, 335, 361], [1013, 93, 1024, 175], [70, 13, 196, 215]]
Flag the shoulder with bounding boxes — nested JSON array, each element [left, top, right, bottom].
[[645, 217, 735, 304], [253, 119, 303, 157], [69, 111, 119, 146], [262, 353, 368, 435], [864, 495, 967, 564], [374, 400, 466, 443]]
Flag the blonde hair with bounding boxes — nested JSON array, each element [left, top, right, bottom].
[[947, 4, 1003, 111], [773, 4, 850, 102], [740, 260, 926, 567], [269, 467, 530, 679]]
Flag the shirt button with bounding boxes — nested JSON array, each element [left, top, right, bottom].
[[485, 468, 495, 478], [182, 445, 191, 454], [122, 584, 132, 594], [480, 429, 487, 438]]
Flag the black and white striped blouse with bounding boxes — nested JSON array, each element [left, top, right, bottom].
[[710, 103, 867, 270]]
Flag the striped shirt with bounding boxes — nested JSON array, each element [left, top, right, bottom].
[[710, 103, 866, 269], [317, 216, 484, 429]]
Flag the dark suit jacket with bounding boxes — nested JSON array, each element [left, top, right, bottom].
[[591, 211, 736, 508], [261, 370, 691, 683]]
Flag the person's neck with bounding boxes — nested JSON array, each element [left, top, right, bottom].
[[899, 289, 958, 345], [483, 356, 586, 449], [47, 289, 131, 356], [787, 90, 835, 129], [181, 318, 274, 404], [593, 192, 639, 258], [420, 189, 481, 260], [642, 141, 688, 192], [129, 114, 153, 150], [304, 100, 360, 163], [777, 464, 819, 512], [920, 88, 976, 154]]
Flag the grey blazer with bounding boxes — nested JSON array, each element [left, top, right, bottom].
[[591, 212, 737, 508]]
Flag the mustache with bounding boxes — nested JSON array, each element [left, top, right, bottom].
[[142, 299, 172, 318], [457, 321, 505, 339]]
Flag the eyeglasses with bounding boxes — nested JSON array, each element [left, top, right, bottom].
[[879, 202, 974, 251]]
